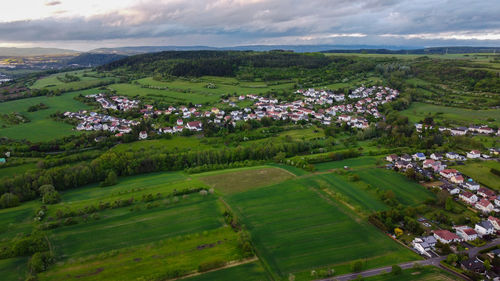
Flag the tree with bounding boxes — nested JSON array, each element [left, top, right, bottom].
[[484, 259, 491, 271], [391, 264, 402, 275], [0, 193, 20, 208], [352, 260, 363, 272], [100, 170, 118, 187], [42, 190, 61, 204], [445, 197, 453, 211], [446, 254, 458, 265]]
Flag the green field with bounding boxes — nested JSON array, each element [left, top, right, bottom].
[[452, 161, 500, 191], [0, 89, 95, 141], [108, 76, 294, 104], [0, 201, 40, 241], [314, 156, 380, 171], [110, 137, 210, 153], [31, 70, 115, 91], [0, 257, 29, 281], [0, 163, 37, 179], [183, 261, 269, 281], [40, 227, 244, 281], [227, 178, 418, 278], [199, 167, 295, 194], [363, 266, 456, 281], [400, 102, 500, 126]]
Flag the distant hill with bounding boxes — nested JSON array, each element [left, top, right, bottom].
[[90, 44, 420, 55], [66, 53, 127, 67], [0, 47, 79, 56], [322, 46, 500, 54]]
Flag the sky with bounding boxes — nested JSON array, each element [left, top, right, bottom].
[[0, 0, 498, 51]]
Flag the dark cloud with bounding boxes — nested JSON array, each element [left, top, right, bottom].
[[45, 1, 61, 6], [1, 0, 499, 49]]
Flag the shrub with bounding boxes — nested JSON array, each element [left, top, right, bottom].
[[0, 193, 20, 208], [391, 264, 402, 275], [352, 260, 363, 272], [28, 251, 54, 273]]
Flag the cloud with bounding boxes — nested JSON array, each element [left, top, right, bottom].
[[0, 0, 499, 49], [45, 1, 61, 6]]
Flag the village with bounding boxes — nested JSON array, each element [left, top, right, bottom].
[[62, 85, 399, 139], [386, 149, 500, 277]]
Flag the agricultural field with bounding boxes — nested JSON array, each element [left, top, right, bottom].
[[227, 177, 419, 279], [314, 156, 380, 171], [198, 166, 295, 195], [400, 102, 500, 126], [0, 162, 37, 179], [30, 70, 115, 91], [182, 261, 269, 281], [363, 266, 456, 281], [0, 88, 96, 141], [451, 161, 500, 191], [110, 137, 211, 153]]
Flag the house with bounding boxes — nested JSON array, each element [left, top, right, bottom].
[[456, 227, 478, 241], [430, 153, 443, 160], [446, 152, 460, 160], [488, 216, 500, 231], [422, 159, 435, 168], [186, 121, 202, 131], [475, 198, 495, 213], [395, 161, 410, 170], [139, 131, 148, 140], [464, 179, 480, 191], [412, 236, 437, 257], [412, 152, 426, 161], [467, 150, 481, 159], [495, 196, 500, 207], [177, 119, 183, 125], [442, 184, 460, 195], [478, 187, 496, 200], [400, 154, 412, 162], [386, 154, 398, 162], [433, 230, 461, 244], [460, 191, 478, 204], [450, 175, 464, 184], [475, 220, 495, 237], [461, 258, 486, 274], [439, 169, 458, 179]]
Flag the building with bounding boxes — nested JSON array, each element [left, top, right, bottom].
[[461, 258, 486, 274], [430, 153, 443, 160], [412, 236, 437, 257], [186, 121, 202, 131], [475, 220, 495, 237], [463, 179, 480, 191], [475, 198, 494, 213], [467, 150, 481, 159], [450, 175, 464, 184], [478, 187, 496, 200], [433, 230, 461, 244], [413, 153, 426, 161], [440, 169, 458, 179], [139, 131, 148, 140], [386, 154, 398, 162], [456, 227, 478, 241], [459, 191, 478, 205], [488, 216, 500, 231]]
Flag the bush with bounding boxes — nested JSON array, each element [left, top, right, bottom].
[[28, 251, 54, 273], [0, 193, 20, 209], [100, 171, 118, 187], [352, 260, 363, 272], [198, 259, 225, 272], [391, 264, 402, 275]]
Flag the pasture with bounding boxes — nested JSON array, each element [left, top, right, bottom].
[[451, 161, 500, 191], [110, 137, 210, 153], [31, 70, 115, 91], [0, 89, 95, 141], [198, 166, 295, 194], [400, 102, 500, 126], [183, 261, 269, 281], [40, 227, 244, 281], [0, 257, 28, 281], [314, 156, 380, 171], [364, 266, 456, 281], [227, 178, 418, 278], [0, 162, 37, 179]]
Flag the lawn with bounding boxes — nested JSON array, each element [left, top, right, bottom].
[[0, 88, 96, 141], [182, 261, 269, 281], [314, 156, 380, 171], [31, 70, 115, 91], [40, 227, 244, 281], [400, 102, 500, 126], [0, 257, 29, 281], [451, 161, 500, 191], [227, 179, 418, 278], [198, 166, 295, 195], [356, 168, 435, 206], [49, 196, 223, 259]]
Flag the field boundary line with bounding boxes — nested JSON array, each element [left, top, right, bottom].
[[173, 257, 259, 280]]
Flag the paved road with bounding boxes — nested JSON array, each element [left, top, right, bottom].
[[318, 238, 500, 281]]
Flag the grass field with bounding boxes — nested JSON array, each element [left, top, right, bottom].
[[50, 196, 223, 259], [40, 227, 244, 281], [110, 137, 210, 153], [31, 70, 115, 91], [227, 178, 418, 278], [182, 261, 269, 281], [363, 266, 456, 281], [0, 201, 40, 241], [0, 163, 37, 179], [314, 156, 380, 171], [198, 167, 295, 195], [451, 161, 500, 191], [400, 102, 500, 126], [0, 257, 29, 281], [0, 88, 95, 141]]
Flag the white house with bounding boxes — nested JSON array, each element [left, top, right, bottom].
[[475, 221, 495, 237], [488, 216, 500, 231], [413, 153, 426, 161], [440, 169, 459, 179], [475, 199, 495, 213], [139, 131, 148, 140], [467, 150, 481, 159], [412, 236, 437, 257], [460, 192, 478, 205], [464, 179, 480, 191], [430, 153, 443, 160], [456, 227, 479, 241], [433, 230, 461, 244]]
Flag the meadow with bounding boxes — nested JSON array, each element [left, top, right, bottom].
[[110, 137, 210, 153], [0, 162, 37, 179], [451, 161, 500, 191], [0, 88, 96, 141], [400, 102, 500, 126], [182, 261, 269, 281], [30, 70, 115, 91], [227, 178, 419, 279], [363, 266, 456, 281]]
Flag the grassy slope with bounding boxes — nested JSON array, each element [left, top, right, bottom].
[[227, 179, 418, 278], [0, 257, 29, 281], [31, 70, 114, 91], [0, 163, 37, 179], [0, 89, 96, 141], [182, 261, 269, 281], [451, 161, 500, 191]]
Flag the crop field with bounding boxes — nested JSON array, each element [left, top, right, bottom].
[[0, 89, 96, 141], [183, 261, 269, 281], [31, 70, 115, 91], [40, 227, 244, 281], [356, 168, 434, 206], [314, 156, 380, 171], [400, 102, 500, 126], [451, 161, 500, 191], [364, 266, 456, 281], [50, 196, 223, 259], [227, 179, 418, 278], [198, 166, 295, 195]]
